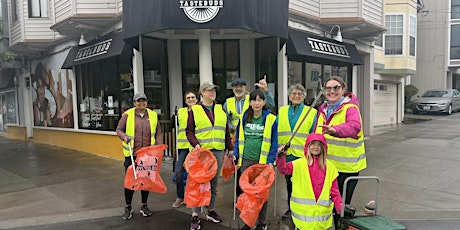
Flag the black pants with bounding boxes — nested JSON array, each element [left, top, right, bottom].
[[124, 157, 149, 206], [285, 174, 292, 209]]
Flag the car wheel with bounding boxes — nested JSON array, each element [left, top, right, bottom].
[[447, 104, 452, 115], [412, 109, 419, 114]]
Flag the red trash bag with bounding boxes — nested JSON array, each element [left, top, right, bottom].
[[221, 155, 236, 182], [124, 144, 168, 194], [184, 148, 218, 208], [235, 164, 275, 228]]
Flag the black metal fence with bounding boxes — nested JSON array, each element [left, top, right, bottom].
[[159, 119, 177, 159]]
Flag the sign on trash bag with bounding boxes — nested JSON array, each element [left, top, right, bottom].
[[124, 144, 168, 193]]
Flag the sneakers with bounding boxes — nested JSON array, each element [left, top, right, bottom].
[[206, 210, 223, 223], [122, 206, 132, 220], [172, 198, 184, 208], [190, 215, 201, 230], [281, 209, 291, 220], [140, 205, 153, 217], [258, 224, 268, 230], [239, 225, 254, 230]]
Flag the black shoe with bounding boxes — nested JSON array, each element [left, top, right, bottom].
[[257, 223, 268, 230], [239, 224, 253, 230], [206, 210, 222, 223], [282, 209, 291, 220], [140, 205, 153, 217], [122, 206, 132, 220], [190, 215, 201, 230]]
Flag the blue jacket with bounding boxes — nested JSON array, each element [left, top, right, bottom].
[[233, 109, 278, 164]]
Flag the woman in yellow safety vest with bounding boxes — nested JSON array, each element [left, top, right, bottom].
[[277, 133, 342, 230], [186, 82, 234, 230], [317, 76, 367, 227], [171, 90, 198, 208], [233, 89, 278, 230], [277, 83, 318, 220], [116, 92, 163, 220]]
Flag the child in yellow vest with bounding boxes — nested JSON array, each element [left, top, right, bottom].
[[276, 133, 342, 230]]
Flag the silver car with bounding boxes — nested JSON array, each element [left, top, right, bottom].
[[413, 89, 460, 115]]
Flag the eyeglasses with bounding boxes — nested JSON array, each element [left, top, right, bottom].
[[325, 85, 342, 92], [186, 96, 196, 100], [290, 92, 304, 96]]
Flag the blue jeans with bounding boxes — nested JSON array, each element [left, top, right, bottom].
[[174, 149, 189, 199], [192, 149, 224, 213]]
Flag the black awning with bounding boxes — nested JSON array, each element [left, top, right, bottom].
[[62, 31, 128, 69], [287, 29, 363, 66], [123, 0, 288, 49]]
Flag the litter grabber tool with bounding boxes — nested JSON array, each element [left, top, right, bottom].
[[174, 106, 179, 161], [339, 176, 406, 230], [128, 142, 137, 180], [278, 79, 324, 157]]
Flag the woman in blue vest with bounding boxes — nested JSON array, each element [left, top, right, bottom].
[[116, 92, 163, 220], [171, 90, 198, 208], [233, 89, 278, 230]]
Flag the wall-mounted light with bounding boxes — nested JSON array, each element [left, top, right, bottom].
[[79, 33, 87, 46], [329, 25, 342, 42]]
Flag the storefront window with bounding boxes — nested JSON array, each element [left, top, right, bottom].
[[77, 56, 130, 131], [0, 91, 17, 132], [142, 37, 169, 119], [256, 37, 278, 106], [182, 39, 240, 104]]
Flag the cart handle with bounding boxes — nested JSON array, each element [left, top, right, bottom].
[[340, 176, 380, 218]]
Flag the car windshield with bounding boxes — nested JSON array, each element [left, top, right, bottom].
[[421, 90, 451, 98]]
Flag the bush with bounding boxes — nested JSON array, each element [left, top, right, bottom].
[[404, 85, 418, 113], [404, 84, 418, 106]]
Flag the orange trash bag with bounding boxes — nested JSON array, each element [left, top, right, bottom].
[[184, 148, 218, 208], [221, 155, 236, 182], [124, 144, 168, 193], [235, 164, 275, 228]]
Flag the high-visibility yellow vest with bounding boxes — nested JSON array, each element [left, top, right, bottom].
[[317, 104, 366, 173], [291, 157, 338, 230], [237, 113, 276, 166], [122, 108, 157, 157], [278, 105, 317, 158], [191, 104, 227, 150], [177, 107, 192, 150], [226, 95, 250, 128]]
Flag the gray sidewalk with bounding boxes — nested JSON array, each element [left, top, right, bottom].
[[1, 113, 460, 229]]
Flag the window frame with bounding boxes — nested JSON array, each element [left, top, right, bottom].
[[409, 14, 417, 57], [452, 0, 460, 19], [28, 0, 49, 18], [384, 14, 405, 56]]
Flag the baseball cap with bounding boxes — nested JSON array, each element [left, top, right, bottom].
[[199, 82, 220, 92], [231, 78, 246, 87], [133, 92, 148, 101]]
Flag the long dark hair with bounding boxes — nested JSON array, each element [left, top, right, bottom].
[[245, 89, 266, 123]]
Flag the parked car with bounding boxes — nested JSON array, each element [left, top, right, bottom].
[[412, 89, 460, 115]]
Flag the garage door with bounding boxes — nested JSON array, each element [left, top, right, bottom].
[[373, 82, 397, 126]]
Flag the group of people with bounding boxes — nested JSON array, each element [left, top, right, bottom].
[[116, 75, 367, 230]]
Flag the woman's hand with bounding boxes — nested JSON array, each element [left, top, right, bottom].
[[320, 125, 336, 135]]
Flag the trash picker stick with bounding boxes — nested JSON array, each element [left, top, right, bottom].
[[274, 170, 277, 213], [128, 142, 137, 180], [233, 162, 237, 221], [174, 106, 179, 161], [278, 80, 324, 157]]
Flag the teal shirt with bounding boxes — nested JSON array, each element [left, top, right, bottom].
[[242, 115, 265, 161]]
